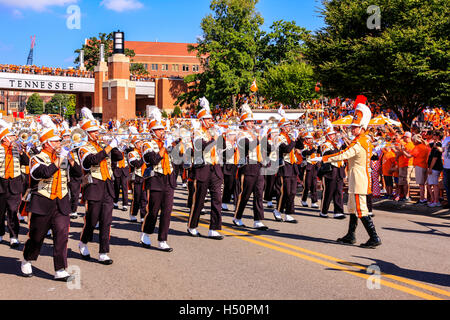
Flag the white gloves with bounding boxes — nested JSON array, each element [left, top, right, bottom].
[[59, 147, 70, 159], [109, 137, 119, 149], [309, 156, 323, 163]]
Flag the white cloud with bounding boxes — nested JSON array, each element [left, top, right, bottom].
[[100, 0, 143, 12], [12, 9, 23, 18], [0, 0, 77, 11]]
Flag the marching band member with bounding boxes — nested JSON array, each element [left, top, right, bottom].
[[0, 125, 29, 247], [140, 119, 176, 252], [77, 110, 124, 265], [319, 126, 346, 219], [232, 110, 268, 230], [187, 98, 224, 240], [262, 128, 279, 210], [220, 129, 239, 212], [21, 124, 82, 280], [301, 133, 320, 208], [322, 98, 382, 248], [273, 118, 304, 223], [112, 144, 130, 212], [65, 129, 83, 220], [127, 136, 148, 222]]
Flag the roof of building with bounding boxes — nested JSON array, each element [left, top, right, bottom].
[[126, 41, 199, 57]]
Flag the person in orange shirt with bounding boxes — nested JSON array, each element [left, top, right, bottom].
[[381, 144, 396, 199], [395, 132, 415, 201], [402, 135, 430, 204]]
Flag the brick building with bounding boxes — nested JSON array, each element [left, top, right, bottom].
[[126, 41, 204, 113]]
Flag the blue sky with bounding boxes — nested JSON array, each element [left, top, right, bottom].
[[0, 0, 325, 68]]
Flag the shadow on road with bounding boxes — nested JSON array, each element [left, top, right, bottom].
[[383, 220, 450, 238], [336, 256, 450, 288], [0, 255, 53, 280]]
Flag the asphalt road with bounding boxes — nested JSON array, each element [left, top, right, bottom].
[[1, 184, 449, 300]]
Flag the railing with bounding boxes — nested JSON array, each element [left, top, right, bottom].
[[0, 64, 94, 78]]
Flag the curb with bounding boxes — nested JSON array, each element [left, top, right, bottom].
[[373, 199, 450, 219]]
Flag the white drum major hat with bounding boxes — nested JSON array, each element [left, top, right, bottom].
[[351, 95, 372, 130]]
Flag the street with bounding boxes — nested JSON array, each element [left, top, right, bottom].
[[0, 184, 449, 300]]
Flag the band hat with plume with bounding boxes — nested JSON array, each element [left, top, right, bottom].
[[80, 107, 100, 132], [197, 97, 213, 120], [39, 115, 61, 145], [350, 95, 372, 130], [324, 119, 336, 136], [240, 102, 255, 123], [0, 119, 13, 140]]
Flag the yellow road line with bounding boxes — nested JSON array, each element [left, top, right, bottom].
[[173, 211, 446, 300]]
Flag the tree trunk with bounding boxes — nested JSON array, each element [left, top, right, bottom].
[[232, 95, 237, 111]]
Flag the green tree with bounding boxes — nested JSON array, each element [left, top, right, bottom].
[[45, 94, 75, 117], [74, 32, 141, 72], [177, 0, 264, 109], [26, 93, 44, 115], [304, 0, 449, 129], [257, 20, 309, 72], [130, 63, 149, 76], [259, 60, 318, 107]]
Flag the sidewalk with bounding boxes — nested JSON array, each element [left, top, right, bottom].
[[373, 199, 450, 220]]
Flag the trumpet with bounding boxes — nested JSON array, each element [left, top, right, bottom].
[[61, 128, 88, 150]]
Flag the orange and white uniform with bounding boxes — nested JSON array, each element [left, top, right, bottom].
[[323, 133, 373, 217]]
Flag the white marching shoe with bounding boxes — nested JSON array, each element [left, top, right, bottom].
[[98, 253, 113, 265], [78, 242, 90, 260], [182, 183, 187, 188], [47, 230, 52, 237], [19, 215, 26, 222], [158, 241, 173, 252], [114, 203, 119, 209], [267, 201, 274, 208], [140, 233, 151, 248], [311, 203, 319, 209], [95, 222, 99, 229], [301, 201, 309, 207], [21, 260, 33, 277], [129, 214, 138, 222], [54, 269, 74, 282], [122, 206, 128, 212], [232, 218, 245, 227], [10, 238, 19, 248], [187, 228, 200, 237], [221, 203, 229, 211], [208, 230, 224, 240], [70, 212, 78, 219], [273, 209, 282, 222], [334, 213, 346, 220], [284, 214, 298, 224], [253, 221, 268, 231]]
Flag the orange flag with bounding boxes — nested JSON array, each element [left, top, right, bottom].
[[250, 79, 258, 92]]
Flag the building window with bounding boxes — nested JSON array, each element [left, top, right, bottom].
[[151, 64, 158, 71], [192, 65, 200, 72], [172, 64, 179, 72], [182, 64, 190, 72], [161, 64, 169, 71]]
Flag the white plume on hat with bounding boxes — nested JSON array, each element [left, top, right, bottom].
[[40, 115, 57, 131], [278, 104, 287, 118], [199, 97, 210, 109], [129, 126, 139, 135], [81, 107, 96, 122], [62, 120, 70, 131], [147, 106, 162, 123], [240, 102, 252, 115], [0, 119, 12, 129]]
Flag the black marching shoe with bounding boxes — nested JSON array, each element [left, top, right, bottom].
[[359, 216, 382, 249], [337, 214, 357, 245]]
